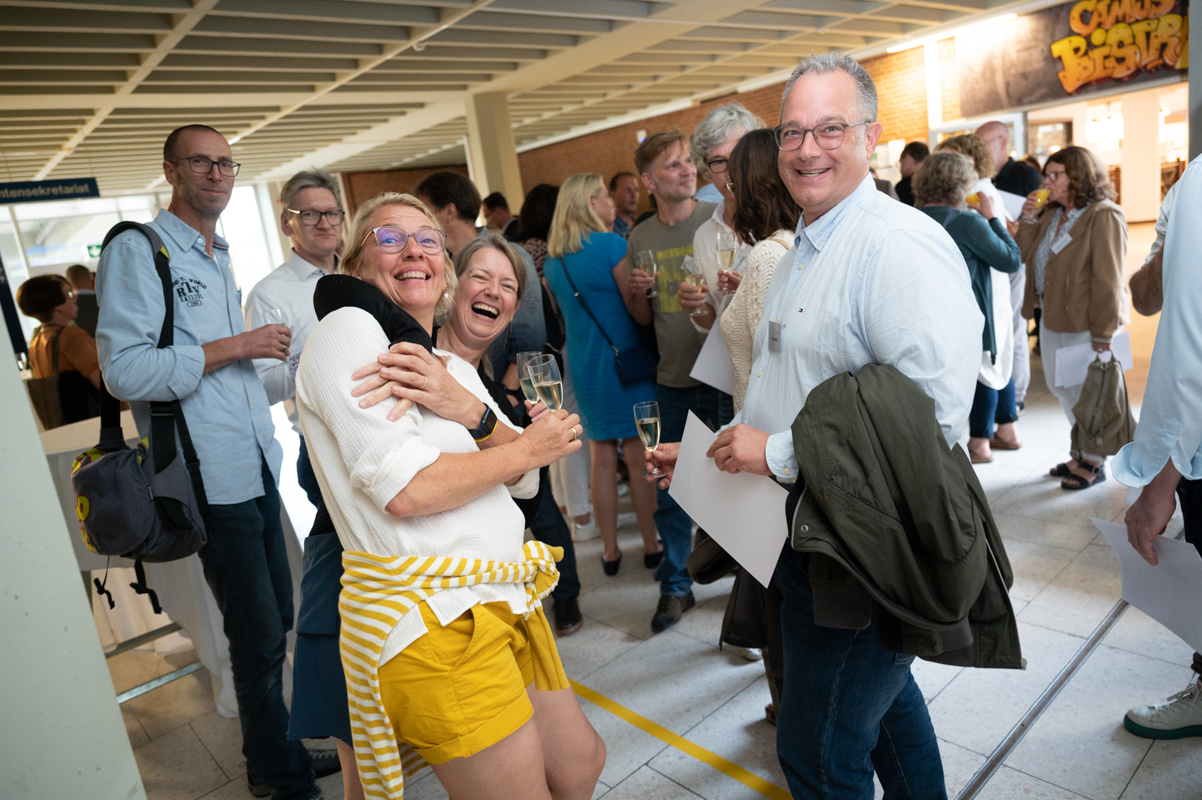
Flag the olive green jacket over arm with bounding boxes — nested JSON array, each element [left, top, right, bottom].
[[789, 363, 1024, 670]]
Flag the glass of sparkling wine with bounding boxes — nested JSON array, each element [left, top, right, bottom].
[[527, 355, 563, 411], [515, 351, 543, 404], [681, 257, 707, 318], [716, 230, 737, 295], [633, 401, 664, 478], [636, 249, 659, 298]]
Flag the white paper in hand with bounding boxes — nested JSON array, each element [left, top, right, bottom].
[[667, 412, 789, 586], [689, 323, 734, 395], [1054, 330, 1133, 388], [1092, 517, 1202, 653], [997, 190, 1026, 221]]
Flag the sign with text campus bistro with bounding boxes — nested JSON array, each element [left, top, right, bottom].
[[956, 0, 1188, 118], [0, 178, 99, 204]]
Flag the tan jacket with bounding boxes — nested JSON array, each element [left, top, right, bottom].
[[1017, 199, 1129, 342]]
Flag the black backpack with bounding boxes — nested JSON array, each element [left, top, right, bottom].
[[71, 222, 209, 612]]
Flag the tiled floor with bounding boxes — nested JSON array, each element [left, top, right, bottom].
[[112, 341, 1200, 800]]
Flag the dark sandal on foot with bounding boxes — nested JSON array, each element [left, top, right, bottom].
[[1061, 463, 1105, 490], [601, 554, 622, 576], [1049, 462, 1074, 477]]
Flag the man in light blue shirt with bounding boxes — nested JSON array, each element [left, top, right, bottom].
[[1113, 153, 1202, 740], [649, 54, 981, 799], [97, 125, 323, 800]]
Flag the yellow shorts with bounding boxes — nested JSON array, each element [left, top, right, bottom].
[[377, 600, 570, 764]]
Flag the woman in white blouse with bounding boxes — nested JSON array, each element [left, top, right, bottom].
[[296, 193, 604, 800], [720, 128, 804, 412]]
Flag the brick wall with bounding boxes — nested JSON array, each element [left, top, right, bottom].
[[342, 164, 471, 215], [861, 48, 929, 145], [516, 82, 788, 211]]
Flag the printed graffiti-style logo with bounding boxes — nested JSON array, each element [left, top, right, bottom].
[[1050, 0, 1188, 93], [174, 277, 207, 307]]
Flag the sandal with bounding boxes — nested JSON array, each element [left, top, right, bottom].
[[989, 438, 1022, 451], [1061, 462, 1106, 490], [1049, 462, 1074, 477]]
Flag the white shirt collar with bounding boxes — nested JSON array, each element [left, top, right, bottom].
[[286, 248, 336, 279]]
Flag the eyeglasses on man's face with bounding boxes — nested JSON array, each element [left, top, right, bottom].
[[705, 156, 729, 175], [289, 208, 345, 227], [172, 156, 240, 178], [363, 226, 446, 255], [774, 120, 870, 152]]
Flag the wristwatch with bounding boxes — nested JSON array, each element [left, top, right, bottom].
[[469, 403, 498, 442]]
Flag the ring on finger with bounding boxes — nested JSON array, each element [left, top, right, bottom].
[[419, 376, 427, 391], [569, 426, 578, 441]]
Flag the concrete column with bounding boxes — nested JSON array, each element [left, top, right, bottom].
[[924, 42, 942, 133], [1192, 29, 1201, 160], [465, 92, 525, 212], [0, 327, 145, 799], [1120, 91, 1162, 222]]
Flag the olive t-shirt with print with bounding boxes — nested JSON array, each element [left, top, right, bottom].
[[627, 201, 716, 388]]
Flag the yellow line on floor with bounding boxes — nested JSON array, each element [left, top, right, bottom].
[[570, 679, 792, 800]]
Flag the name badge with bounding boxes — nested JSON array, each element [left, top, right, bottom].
[[1051, 232, 1073, 254], [769, 320, 782, 354]]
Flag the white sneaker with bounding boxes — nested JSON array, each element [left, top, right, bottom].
[[724, 645, 763, 662], [1124, 678, 1202, 739], [572, 518, 601, 541], [617, 482, 630, 498], [616, 511, 638, 530]]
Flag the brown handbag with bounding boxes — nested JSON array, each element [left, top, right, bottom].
[[25, 326, 64, 430], [1071, 354, 1136, 457]]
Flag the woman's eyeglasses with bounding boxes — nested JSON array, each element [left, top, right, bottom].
[[363, 226, 446, 254]]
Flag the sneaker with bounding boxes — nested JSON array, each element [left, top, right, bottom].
[[552, 596, 583, 636], [1124, 679, 1202, 739], [651, 591, 695, 633], [304, 738, 342, 778], [616, 511, 638, 530], [572, 517, 601, 541], [617, 482, 630, 498], [724, 645, 763, 662]]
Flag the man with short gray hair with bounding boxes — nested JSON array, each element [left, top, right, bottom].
[[245, 169, 345, 507], [649, 52, 983, 797]]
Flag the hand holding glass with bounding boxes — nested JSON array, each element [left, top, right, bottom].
[[634, 401, 664, 477], [636, 250, 659, 298], [715, 230, 737, 295], [680, 258, 708, 318]]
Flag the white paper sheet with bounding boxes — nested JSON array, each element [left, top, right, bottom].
[[998, 189, 1026, 221], [689, 322, 734, 396], [1093, 518, 1202, 653], [1054, 330, 1133, 388], [667, 412, 789, 586]]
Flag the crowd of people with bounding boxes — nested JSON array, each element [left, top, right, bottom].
[[18, 48, 1200, 800]]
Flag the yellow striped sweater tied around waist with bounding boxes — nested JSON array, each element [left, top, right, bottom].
[[339, 540, 563, 799]]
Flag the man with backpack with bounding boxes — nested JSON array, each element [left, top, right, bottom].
[[96, 124, 327, 800]]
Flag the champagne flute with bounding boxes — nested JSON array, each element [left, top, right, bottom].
[[636, 249, 659, 298], [515, 351, 543, 404], [527, 354, 563, 411], [680, 256, 708, 318], [633, 401, 664, 477], [716, 229, 737, 295]]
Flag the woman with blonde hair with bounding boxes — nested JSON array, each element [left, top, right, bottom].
[[543, 173, 661, 576], [295, 192, 605, 799]]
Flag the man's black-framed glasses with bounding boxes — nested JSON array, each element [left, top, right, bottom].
[[774, 120, 870, 152], [173, 156, 241, 178], [363, 226, 446, 254], [288, 208, 345, 227]]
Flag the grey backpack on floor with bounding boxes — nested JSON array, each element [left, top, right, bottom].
[[70, 222, 209, 612]]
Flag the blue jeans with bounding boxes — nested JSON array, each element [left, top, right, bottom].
[[968, 378, 1017, 440], [198, 461, 316, 800], [773, 544, 946, 800], [296, 436, 322, 509], [654, 383, 721, 596], [530, 485, 580, 599]]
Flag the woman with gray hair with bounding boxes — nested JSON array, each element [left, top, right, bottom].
[[677, 102, 764, 425], [915, 151, 1022, 463]]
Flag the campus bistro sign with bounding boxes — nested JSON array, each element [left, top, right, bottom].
[[955, 0, 1188, 117]]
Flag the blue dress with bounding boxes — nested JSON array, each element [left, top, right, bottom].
[[544, 232, 656, 440]]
